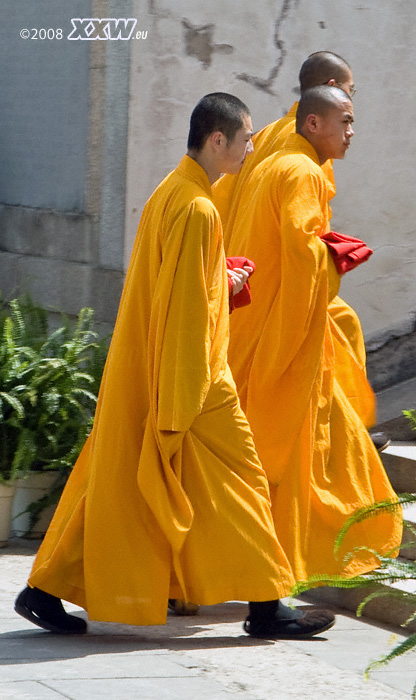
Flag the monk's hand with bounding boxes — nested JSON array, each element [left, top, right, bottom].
[[227, 266, 253, 296]]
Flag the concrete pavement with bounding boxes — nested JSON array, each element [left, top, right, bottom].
[[0, 539, 415, 699]]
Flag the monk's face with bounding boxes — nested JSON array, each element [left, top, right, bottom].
[[316, 99, 354, 162], [220, 114, 254, 174]]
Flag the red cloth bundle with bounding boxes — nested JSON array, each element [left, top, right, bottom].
[[320, 231, 373, 274], [226, 256, 256, 313]]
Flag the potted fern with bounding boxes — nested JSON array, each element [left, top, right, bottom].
[[0, 294, 108, 540]]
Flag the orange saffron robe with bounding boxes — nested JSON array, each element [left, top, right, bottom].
[[224, 135, 402, 581], [28, 155, 295, 624], [213, 103, 375, 428]]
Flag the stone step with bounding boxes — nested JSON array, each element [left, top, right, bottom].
[[304, 440, 416, 632], [377, 442, 416, 560], [381, 442, 416, 494], [375, 376, 416, 440], [380, 442, 416, 561], [303, 558, 416, 634], [401, 502, 416, 561]]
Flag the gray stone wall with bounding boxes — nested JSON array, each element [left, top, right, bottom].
[[0, 0, 128, 324], [0, 2, 90, 210]]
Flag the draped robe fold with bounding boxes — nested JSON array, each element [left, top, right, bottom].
[[224, 135, 402, 581], [213, 103, 375, 427], [28, 155, 295, 624]]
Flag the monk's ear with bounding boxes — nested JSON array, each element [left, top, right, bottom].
[[304, 113, 319, 133], [327, 78, 336, 86], [208, 131, 226, 151]]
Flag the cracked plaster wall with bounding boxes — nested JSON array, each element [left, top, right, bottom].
[[126, 0, 416, 369]]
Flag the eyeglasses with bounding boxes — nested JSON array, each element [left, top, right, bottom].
[[349, 86, 357, 98]]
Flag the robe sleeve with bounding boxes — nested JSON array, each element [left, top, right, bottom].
[[156, 198, 222, 433], [268, 163, 340, 376]]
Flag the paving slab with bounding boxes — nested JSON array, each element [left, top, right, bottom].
[[1, 540, 415, 699], [0, 651, 199, 682], [0, 681, 67, 699], [46, 676, 252, 700]]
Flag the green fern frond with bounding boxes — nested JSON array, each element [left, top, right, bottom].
[[71, 371, 95, 384], [403, 409, 416, 433], [9, 296, 48, 349], [71, 388, 98, 403], [403, 520, 416, 538], [9, 298, 26, 344], [379, 558, 416, 577], [292, 573, 372, 595], [12, 429, 37, 474], [2, 316, 15, 355], [403, 609, 416, 627], [62, 308, 96, 363], [0, 392, 25, 419], [356, 587, 416, 617], [293, 560, 416, 596], [42, 389, 60, 415], [335, 495, 411, 553], [341, 544, 385, 566], [40, 326, 66, 354]]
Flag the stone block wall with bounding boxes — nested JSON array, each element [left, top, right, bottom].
[[0, 0, 127, 324]]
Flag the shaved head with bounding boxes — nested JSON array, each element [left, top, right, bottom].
[[295, 85, 354, 163], [187, 92, 250, 151], [299, 51, 351, 93], [296, 85, 352, 132]]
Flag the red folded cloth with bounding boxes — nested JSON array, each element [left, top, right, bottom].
[[320, 231, 373, 274], [226, 256, 256, 313]]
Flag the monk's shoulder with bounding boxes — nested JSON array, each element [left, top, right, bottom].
[[154, 175, 218, 226], [273, 151, 325, 188], [187, 194, 220, 227]]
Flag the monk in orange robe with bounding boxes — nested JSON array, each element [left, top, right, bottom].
[[225, 86, 402, 583], [214, 51, 376, 430], [15, 93, 335, 639]]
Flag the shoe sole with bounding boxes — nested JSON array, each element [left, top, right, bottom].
[[246, 617, 336, 640], [377, 439, 391, 453], [15, 597, 87, 635]]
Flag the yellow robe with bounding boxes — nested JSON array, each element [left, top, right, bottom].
[[213, 103, 375, 428], [28, 155, 295, 624], [226, 134, 402, 581]]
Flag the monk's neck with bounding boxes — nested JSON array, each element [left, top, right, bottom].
[[187, 150, 221, 185]]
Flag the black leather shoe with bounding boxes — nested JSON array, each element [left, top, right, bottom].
[[15, 586, 87, 634], [370, 431, 391, 453], [244, 608, 335, 639]]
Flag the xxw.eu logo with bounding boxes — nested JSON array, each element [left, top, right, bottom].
[[68, 18, 141, 40]]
